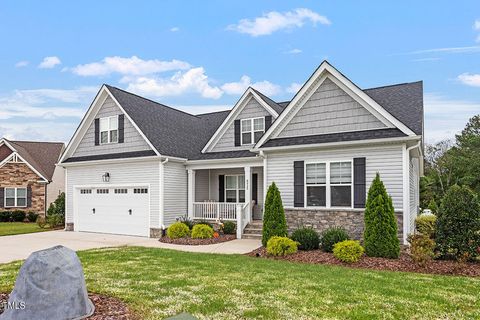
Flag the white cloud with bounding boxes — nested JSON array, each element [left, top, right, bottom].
[[38, 56, 61, 69], [411, 57, 441, 62], [15, 61, 29, 68], [407, 46, 480, 55], [285, 48, 302, 54], [70, 56, 191, 76], [170, 27, 180, 32], [227, 8, 330, 37], [0, 121, 74, 142], [125, 67, 223, 99], [221, 75, 281, 96], [458, 73, 480, 87], [287, 82, 302, 94], [424, 93, 480, 142], [475, 19, 480, 42]]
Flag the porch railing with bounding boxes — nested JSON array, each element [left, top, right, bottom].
[[192, 202, 240, 221]]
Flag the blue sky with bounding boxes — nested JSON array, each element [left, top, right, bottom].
[[1, 1, 479, 143]]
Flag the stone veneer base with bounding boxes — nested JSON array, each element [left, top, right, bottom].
[[150, 228, 162, 238], [65, 223, 74, 231], [284, 208, 403, 241]]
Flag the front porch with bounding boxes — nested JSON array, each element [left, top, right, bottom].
[[186, 162, 264, 238]]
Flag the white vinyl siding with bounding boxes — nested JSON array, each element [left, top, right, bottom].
[[211, 97, 271, 152], [266, 144, 404, 210], [163, 161, 188, 226], [277, 78, 386, 138], [73, 97, 152, 157], [65, 160, 160, 228]]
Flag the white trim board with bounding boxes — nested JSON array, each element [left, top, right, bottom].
[[202, 88, 279, 153], [254, 61, 416, 150]]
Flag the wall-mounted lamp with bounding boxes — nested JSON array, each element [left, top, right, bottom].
[[102, 172, 110, 183]]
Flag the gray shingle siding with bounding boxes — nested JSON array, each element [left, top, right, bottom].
[[72, 96, 152, 158]]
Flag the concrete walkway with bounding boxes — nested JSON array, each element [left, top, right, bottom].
[[0, 230, 262, 264]]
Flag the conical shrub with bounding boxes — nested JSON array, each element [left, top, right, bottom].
[[363, 173, 400, 258], [262, 182, 287, 246]]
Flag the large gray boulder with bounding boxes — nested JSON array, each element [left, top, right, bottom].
[[0, 245, 94, 320]]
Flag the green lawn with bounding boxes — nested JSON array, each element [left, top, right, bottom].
[[0, 222, 51, 236], [0, 247, 479, 319]]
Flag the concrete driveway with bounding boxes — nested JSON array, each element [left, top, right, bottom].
[[0, 230, 261, 264]]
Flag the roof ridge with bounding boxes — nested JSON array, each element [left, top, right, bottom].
[[196, 109, 231, 116], [104, 84, 202, 120], [363, 81, 423, 91], [10, 140, 64, 144]]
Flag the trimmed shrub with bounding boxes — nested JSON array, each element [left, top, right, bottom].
[[320, 227, 349, 253], [11, 210, 26, 222], [47, 214, 64, 228], [262, 182, 287, 246], [415, 215, 437, 238], [0, 211, 11, 222], [167, 222, 190, 239], [194, 220, 213, 228], [364, 173, 400, 259], [333, 240, 364, 263], [291, 227, 319, 250], [191, 224, 214, 239], [266, 236, 298, 256], [436, 185, 480, 261], [36, 216, 47, 228], [222, 221, 236, 235], [408, 234, 435, 267], [27, 212, 39, 223]]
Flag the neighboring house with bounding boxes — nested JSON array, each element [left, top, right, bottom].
[[0, 139, 65, 215], [59, 61, 423, 243]]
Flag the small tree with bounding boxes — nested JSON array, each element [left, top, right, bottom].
[[364, 173, 400, 258], [262, 182, 287, 246], [436, 185, 480, 261], [47, 192, 65, 216], [427, 199, 439, 214]]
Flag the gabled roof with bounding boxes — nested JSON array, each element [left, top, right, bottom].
[[1, 139, 64, 181], [251, 88, 284, 114]]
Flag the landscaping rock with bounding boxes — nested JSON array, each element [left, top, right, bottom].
[[0, 245, 94, 320]]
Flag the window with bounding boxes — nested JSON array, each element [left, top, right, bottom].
[[100, 116, 118, 144], [80, 189, 92, 194], [305, 161, 352, 208], [133, 188, 148, 194], [241, 117, 265, 145], [114, 188, 128, 194], [4, 187, 27, 207], [225, 175, 245, 203], [96, 189, 109, 194]]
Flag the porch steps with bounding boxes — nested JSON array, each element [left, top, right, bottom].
[[242, 221, 263, 240]]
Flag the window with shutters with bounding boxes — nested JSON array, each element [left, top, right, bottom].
[[4, 187, 27, 207], [240, 117, 264, 145], [99, 116, 118, 144], [305, 161, 352, 208], [225, 175, 245, 203]]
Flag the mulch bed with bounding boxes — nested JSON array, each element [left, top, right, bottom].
[[247, 247, 480, 277], [159, 234, 236, 245], [0, 292, 136, 319]]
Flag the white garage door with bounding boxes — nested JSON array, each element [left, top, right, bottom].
[[76, 186, 149, 237]]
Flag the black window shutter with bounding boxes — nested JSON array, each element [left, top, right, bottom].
[[27, 186, 32, 207], [234, 120, 241, 146], [294, 161, 304, 207], [354, 157, 366, 208], [252, 173, 258, 204], [0, 187, 4, 208], [118, 114, 125, 143], [94, 118, 100, 146], [264, 115, 272, 131], [218, 175, 225, 202]]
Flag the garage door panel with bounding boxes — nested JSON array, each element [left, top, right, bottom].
[[76, 187, 149, 237]]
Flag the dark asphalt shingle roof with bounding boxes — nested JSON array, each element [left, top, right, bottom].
[[102, 79, 423, 160], [63, 150, 156, 163], [262, 128, 406, 148], [6, 140, 64, 180]]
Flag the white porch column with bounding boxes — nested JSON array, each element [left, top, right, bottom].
[[187, 169, 195, 218], [244, 166, 252, 223]]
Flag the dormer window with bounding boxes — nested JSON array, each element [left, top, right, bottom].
[[241, 117, 265, 145], [100, 116, 118, 144]]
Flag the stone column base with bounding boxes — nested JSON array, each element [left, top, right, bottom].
[[65, 223, 74, 231], [150, 228, 162, 238]]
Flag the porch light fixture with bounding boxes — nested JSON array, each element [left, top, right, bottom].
[[102, 172, 110, 183]]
